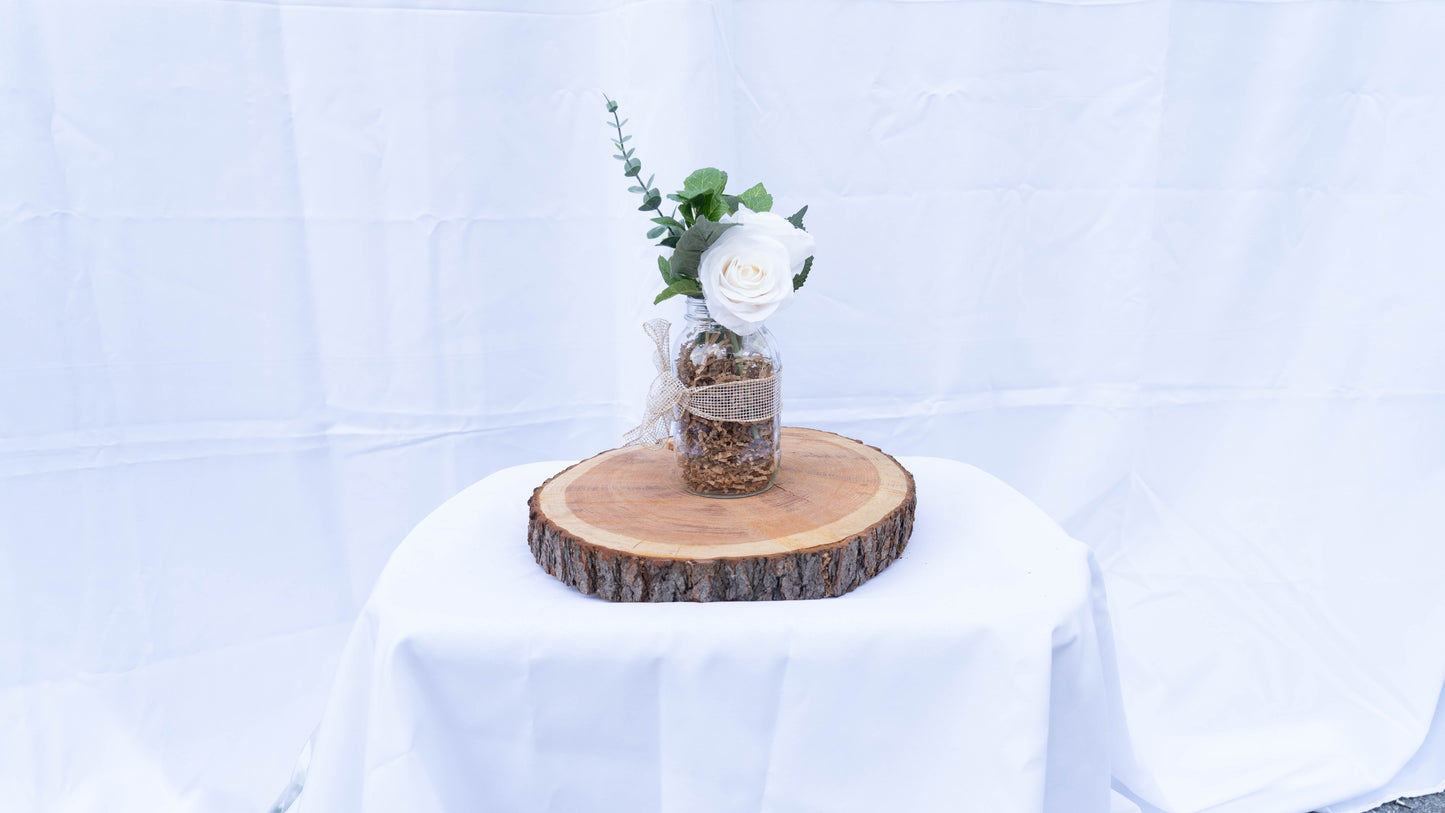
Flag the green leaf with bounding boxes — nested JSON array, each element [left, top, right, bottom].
[[657, 255, 675, 284], [673, 186, 730, 203], [659, 234, 680, 249], [654, 278, 703, 305], [619, 135, 631, 143], [669, 219, 738, 280], [685, 194, 708, 217], [722, 194, 741, 214], [624, 158, 641, 177], [701, 193, 729, 222], [628, 185, 645, 194], [738, 183, 772, 213], [792, 255, 812, 291], [786, 205, 808, 231], [647, 225, 666, 239], [604, 95, 618, 113], [683, 167, 728, 195], [651, 216, 684, 231], [666, 193, 688, 203], [638, 191, 661, 211], [613, 154, 626, 161]]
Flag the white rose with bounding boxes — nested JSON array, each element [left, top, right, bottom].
[[697, 206, 816, 335]]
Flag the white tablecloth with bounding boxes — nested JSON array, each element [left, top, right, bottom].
[[293, 457, 1121, 813]]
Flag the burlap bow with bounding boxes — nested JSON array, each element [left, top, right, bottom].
[[623, 319, 782, 448]]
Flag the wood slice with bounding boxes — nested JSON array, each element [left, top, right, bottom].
[[527, 427, 916, 602]]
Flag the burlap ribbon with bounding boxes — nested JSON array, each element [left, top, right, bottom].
[[623, 319, 782, 448]]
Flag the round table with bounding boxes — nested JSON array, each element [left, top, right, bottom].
[[293, 455, 1119, 813]]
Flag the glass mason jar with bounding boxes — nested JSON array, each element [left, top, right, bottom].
[[673, 297, 783, 497]]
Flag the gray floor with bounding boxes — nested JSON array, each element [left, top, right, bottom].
[[1364, 793, 1445, 813]]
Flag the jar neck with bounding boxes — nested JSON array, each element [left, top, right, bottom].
[[685, 296, 714, 323], [683, 297, 772, 338]]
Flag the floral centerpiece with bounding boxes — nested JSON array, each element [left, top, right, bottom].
[[607, 95, 816, 497]]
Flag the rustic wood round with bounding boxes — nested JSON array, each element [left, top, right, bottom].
[[528, 427, 916, 602]]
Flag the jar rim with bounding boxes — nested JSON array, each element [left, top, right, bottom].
[[685, 297, 711, 318]]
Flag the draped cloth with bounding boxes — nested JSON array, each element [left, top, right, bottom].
[[293, 458, 1120, 813]]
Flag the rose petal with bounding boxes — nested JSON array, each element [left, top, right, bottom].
[[698, 226, 795, 334]]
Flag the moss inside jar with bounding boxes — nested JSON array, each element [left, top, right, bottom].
[[674, 297, 782, 497]]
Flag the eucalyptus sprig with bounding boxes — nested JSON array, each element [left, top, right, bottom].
[[605, 94, 813, 305], [605, 96, 665, 221]]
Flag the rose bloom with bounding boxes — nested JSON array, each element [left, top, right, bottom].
[[697, 206, 815, 335]]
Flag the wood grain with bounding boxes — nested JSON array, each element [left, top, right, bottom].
[[528, 427, 915, 602]]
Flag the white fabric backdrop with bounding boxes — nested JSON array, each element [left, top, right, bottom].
[[2, 1, 1442, 812]]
